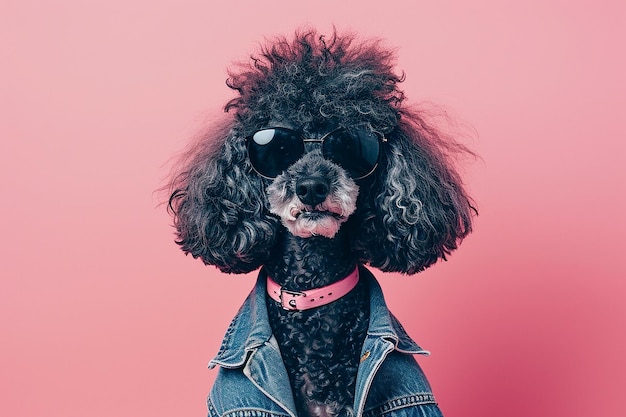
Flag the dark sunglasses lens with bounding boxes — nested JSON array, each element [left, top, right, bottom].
[[323, 129, 381, 178], [247, 128, 303, 178]]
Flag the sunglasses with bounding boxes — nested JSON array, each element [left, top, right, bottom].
[[246, 126, 386, 180]]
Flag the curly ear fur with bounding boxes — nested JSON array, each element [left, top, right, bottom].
[[350, 110, 475, 275], [167, 117, 279, 273]]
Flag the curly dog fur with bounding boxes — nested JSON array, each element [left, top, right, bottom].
[[167, 29, 474, 417]]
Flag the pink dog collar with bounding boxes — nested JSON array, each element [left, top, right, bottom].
[[266, 267, 359, 311]]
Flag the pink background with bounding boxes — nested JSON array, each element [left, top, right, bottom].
[[2, 1, 625, 416]]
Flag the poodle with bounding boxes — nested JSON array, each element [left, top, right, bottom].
[[166, 30, 474, 417]]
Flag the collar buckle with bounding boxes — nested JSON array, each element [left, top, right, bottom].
[[279, 289, 305, 311]]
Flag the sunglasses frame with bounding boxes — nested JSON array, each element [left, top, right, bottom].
[[246, 126, 387, 180]]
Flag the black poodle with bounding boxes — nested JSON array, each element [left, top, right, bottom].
[[167, 30, 474, 417]]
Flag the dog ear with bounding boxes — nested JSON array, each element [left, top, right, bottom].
[[350, 113, 475, 274], [166, 118, 279, 273]]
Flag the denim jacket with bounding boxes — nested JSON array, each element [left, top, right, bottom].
[[207, 266, 444, 417]]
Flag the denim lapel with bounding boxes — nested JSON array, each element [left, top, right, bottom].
[[244, 334, 298, 417], [208, 272, 297, 417], [352, 267, 430, 417]]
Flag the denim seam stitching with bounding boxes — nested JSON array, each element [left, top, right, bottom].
[[363, 393, 438, 417], [208, 394, 291, 417], [223, 409, 291, 417]]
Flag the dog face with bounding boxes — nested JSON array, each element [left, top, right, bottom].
[[248, 125, 385, 238], [166, 30, 475, 274]]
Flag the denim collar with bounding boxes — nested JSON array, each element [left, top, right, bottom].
[[209, 265, 427, 370]]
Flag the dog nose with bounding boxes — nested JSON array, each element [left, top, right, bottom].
[[296, 177, 329, 206]]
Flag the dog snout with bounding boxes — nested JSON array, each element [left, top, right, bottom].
[[295, 177, 329, 206]]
